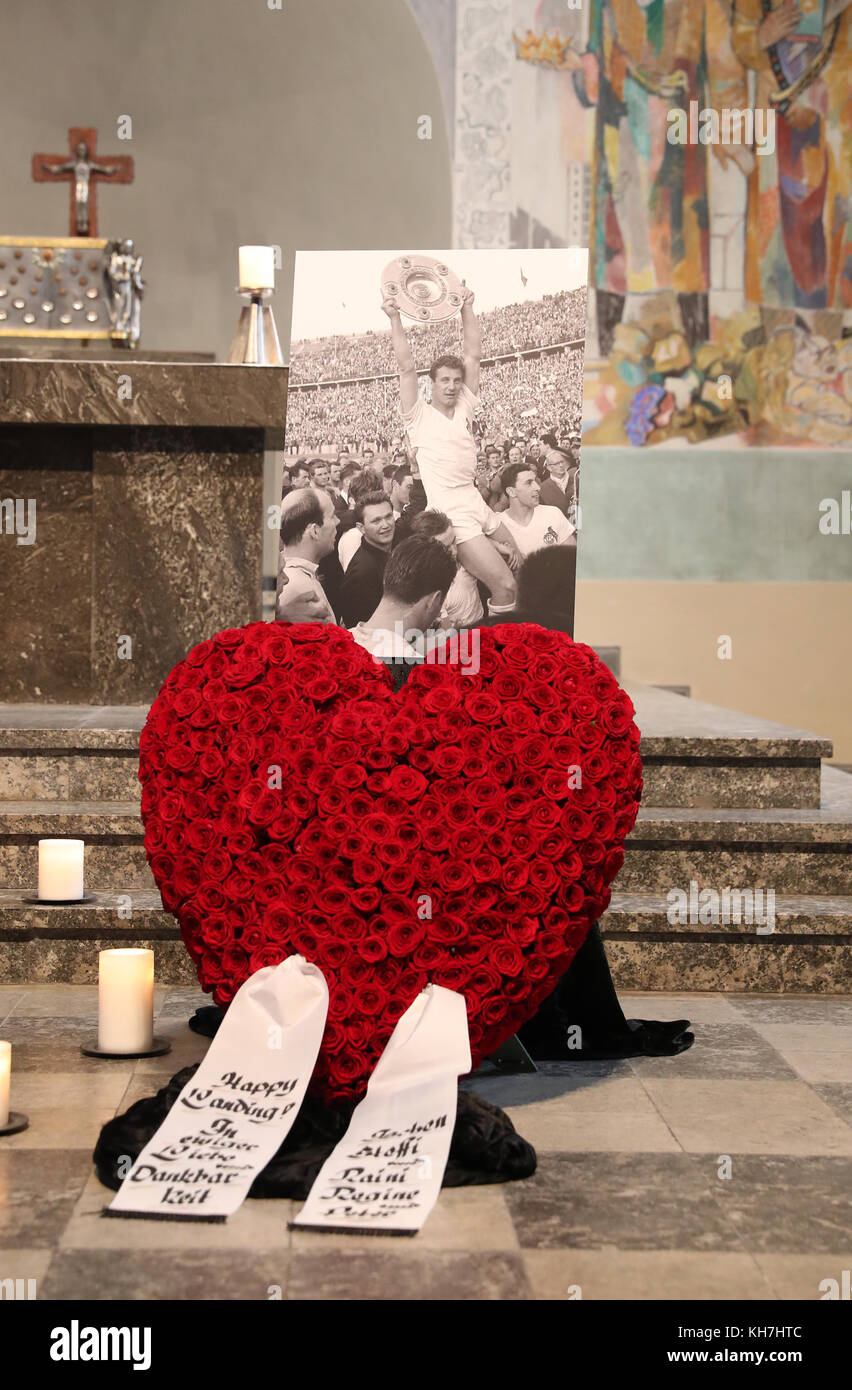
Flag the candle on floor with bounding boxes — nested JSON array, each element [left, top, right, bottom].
[[38, 838, 84, 901], [98, 949, 155, 1054], [0, 1042, 10, 1129], [238, 245, 275, 291]]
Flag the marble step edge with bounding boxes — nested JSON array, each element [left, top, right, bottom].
[[0, 733, 832, 762], [624, 683, 834, 758], [0, 890, 849, 940], [1, 802, 851, 844], [0, 685, 835, 751], [638, 742, 831, 762], [601, 893, 852, 938], [0, 730, 143, 751]]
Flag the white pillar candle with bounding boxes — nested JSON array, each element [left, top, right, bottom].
[[38, 839, 84, 901], [0, 1041, 10, 1129], [239, 245, 275, 290], [98, 949, 155, 1054]]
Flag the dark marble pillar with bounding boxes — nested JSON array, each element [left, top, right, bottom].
[[0, 359, 286, 704]]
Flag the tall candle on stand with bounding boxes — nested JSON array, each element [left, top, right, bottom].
[[239, 245, 275, 290], [0, 1042, 10, 1128], [38, 839, 84, 901], [98, 949, 154, 1054]]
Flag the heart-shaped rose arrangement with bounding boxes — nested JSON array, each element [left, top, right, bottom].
[[140, 622, 642, 1102]]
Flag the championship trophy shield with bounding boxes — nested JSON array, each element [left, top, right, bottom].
[[380, 253, 465, 322]]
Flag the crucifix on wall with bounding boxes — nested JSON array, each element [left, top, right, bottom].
[[31, 126, 134, 237]]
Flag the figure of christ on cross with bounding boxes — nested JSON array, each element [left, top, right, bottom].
[[382, 285, 521, 614], [31, 127, 134, 238]]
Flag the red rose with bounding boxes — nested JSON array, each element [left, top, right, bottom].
[[466, 963, 502, 998], [261, 903, 295, 936], [198, 748, 225, 779], [433, 961, 472, 991], [501, 859, 529, 893], [383, 864, 417, 894], [504, 705, 538, 735], [530, 681, 560, 710], [157, 792, 184, 824], [434, 858, 473, 896], [466, 691, 502, 724], [350, 884, 381, 913], [354, 983, 389, 1016], [530, 800, 561, 830], [526, 954, 551, 981], [481, 996, 509, 1025], [356, 935, 388, 964], [421, 682, 463, 714], [467, 851, 498, 884], [563, 806, 593, 840], [172, 689, 201, 717], [352, 854, 383, 886], [430, 914, 468, 945], [491, 671, 524, 701], [197, 914, 229, 949], [194, 882, 227, 913], [376, 839, 408, 868], [387, 921, 427, 956], [412, 941, 445, 970], [491, 941, 525, 976], [600, 698, 635, 737], [328, 1051, 370, 1082], [558, 851, 584, 884], [430, 745, 467, 777], [506, 916, 539, 947]]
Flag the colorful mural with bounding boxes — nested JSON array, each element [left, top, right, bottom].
[[509, 0, 852, 447]]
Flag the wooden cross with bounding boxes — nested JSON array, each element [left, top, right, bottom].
[[31, 126, 134, 238]]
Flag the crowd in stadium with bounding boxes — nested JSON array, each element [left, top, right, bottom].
[[289, 288, 586, 383], [285, 343, 585, 454]]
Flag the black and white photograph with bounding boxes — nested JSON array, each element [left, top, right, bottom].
[[278, 248, 588, 659]]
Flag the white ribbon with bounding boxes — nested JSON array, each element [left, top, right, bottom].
[[292, 985, 471, 1236], [107, 955, 328, 1222]]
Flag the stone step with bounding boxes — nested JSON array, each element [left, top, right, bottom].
[[602, 893, 852, 995], [0, 887, 848, 994], [0, 802, 151, 890], [0, 889, 193, 986], [0, 706, 144, 802], [629, 684, 832, 808], [0, 688, 836, 810], [1, 769, 850, 893], [617, 767, 852, 895]]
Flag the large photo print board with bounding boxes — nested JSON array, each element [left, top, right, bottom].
[[278, 247, 589, 655]]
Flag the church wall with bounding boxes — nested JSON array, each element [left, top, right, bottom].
[[3, 0, 453, 603], [575, 581, 852, 764], [3, 0, 453, 358]]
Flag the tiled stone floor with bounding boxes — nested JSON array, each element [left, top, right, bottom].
[[0, 985, 850, 1301]]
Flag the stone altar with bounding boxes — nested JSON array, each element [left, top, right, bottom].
[[0, 357, 287, 703]]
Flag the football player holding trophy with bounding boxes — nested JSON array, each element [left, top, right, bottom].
[[381, 256, 521, 614]]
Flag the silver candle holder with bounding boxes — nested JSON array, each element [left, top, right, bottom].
[[228, 286, 284, 366]]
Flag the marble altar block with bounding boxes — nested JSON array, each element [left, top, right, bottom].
[[0, 358, 287, 703]]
